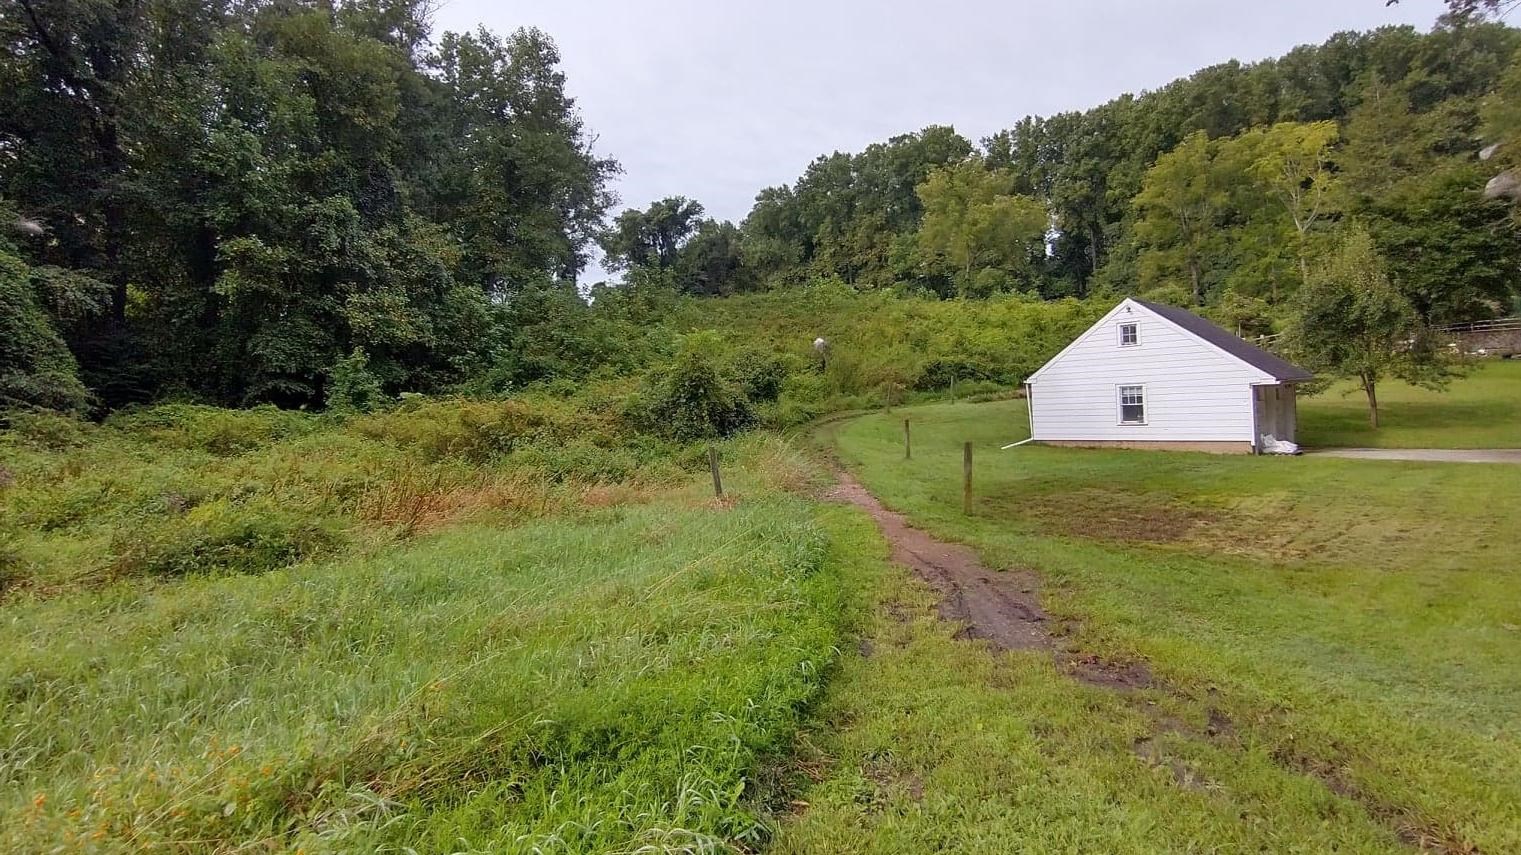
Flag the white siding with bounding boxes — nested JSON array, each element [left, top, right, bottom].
[[1028, 301, 1272, 443]]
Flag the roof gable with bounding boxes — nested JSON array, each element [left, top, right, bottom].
[[1026, 298, 1313, 384], [1130, 299, 1313, 382]]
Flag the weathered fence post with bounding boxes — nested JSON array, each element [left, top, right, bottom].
[[904, 418, 911, 460], [962, 441, 973, 515], [709, 446, 724, 499]]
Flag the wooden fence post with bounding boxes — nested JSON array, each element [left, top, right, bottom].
[[904, 418, 911, 460], [709, 446, 724, 499], [962, 441, 973, 515]]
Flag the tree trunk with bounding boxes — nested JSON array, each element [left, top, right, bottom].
[[1086, 221, 1102, 292], [1363, 376, 1379, 429], [1188, 256, 1203, 305], [1296, 222, 1310, 288]]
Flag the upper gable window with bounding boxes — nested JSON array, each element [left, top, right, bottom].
[[1118, 322, 1139, 347]]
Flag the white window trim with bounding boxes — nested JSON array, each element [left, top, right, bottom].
[[1117, 384, 1147, 425], [1118, 321, 1140, 347]]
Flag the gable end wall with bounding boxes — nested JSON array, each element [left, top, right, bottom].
[[1029, 302, 1267, 443]]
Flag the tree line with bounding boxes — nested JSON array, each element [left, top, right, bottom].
[[5, 2, 1521, 419], [608, 16, 1521, 328], [3, 0, 614, 413]]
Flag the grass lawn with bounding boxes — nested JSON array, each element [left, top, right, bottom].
[[1298, 359, 1521, 448], [786, 399, 1521, 852]]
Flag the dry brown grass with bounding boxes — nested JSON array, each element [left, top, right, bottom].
[[355, 466, 659, 536]]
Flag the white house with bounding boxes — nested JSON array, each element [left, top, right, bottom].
[[1024, 298, 1313, 454]]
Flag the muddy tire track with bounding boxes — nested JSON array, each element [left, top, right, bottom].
[[825, 472, 1051, 653], [824, 465, 1473, 852]]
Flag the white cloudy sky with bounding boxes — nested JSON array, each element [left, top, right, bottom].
[[431, 0, 1450, 272]]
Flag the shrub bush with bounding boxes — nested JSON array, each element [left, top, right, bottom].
[[326, 347, 387, 414], [351, 397, 590, 462], [108, 404, 316, 455], [1, 409, 94, 450], [109, 499, 343, 578], [634, 332, 755, 441]]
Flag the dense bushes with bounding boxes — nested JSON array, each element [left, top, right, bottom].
[[670, 286, 1107, 399], [107, 404, 317, 455], [633, 332, 759, 441], [109, 499, 344, 579], [0, 249, 97, 414]]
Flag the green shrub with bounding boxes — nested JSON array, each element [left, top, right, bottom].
[[0, 250, 96, 414], [729, 348, 793, 402], [108, 499, 343, 578], [634, 332, 754, 441], [108, 404, 316, 455], [351, 397, 589, 462], [914, 357, 997, 391], [326, 346, 387, 414], [1, 409, 95, 450]]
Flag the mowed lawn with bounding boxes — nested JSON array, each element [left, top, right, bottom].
[[786, 398, 1521, 852], [1298, 359, 1521, 448]]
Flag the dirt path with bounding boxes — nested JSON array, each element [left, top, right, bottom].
[[825, 469, 1052, 653], [820, 462, 1474, 852], [825, 468, 1156, 690], [1309, 448, 1521, 464]]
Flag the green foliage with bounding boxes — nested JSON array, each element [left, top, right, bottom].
[[1132, 131, 1229, 305], [0, 409, 94, 451], [0, 250, 94, 413], [634, 332, 756, 441], [351, 397, 594, 463], [109, 499, 344, 579], [600, 196, 706, 271], [106, 404, 317, 456], [326, 347, 386, 414], [1, 3, 614, 409], [1288, 227, 1453, 426], [915, 159, 1049, 297]]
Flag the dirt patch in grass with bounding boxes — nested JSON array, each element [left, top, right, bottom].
[[1272, 749, 1481, 854], [826, 472, 1051, 652], [990, 487, 1219, 544], [1062, 653, 1156, 691]]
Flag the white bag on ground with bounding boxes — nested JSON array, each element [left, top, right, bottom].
[[1260, 434, 1300, 455]]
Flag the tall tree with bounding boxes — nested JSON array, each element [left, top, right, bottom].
[[599, 197, 706, 272], [1287, 227, 1449, 428], [915, 160, 1048, 298], [1246, 121, 1343, 282], [1131, 131, 1228, 305]]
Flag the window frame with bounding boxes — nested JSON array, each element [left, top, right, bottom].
[[1118, 321, 1140, 347], [1117, 384, 1147, 425]]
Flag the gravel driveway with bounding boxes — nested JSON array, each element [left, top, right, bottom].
[[1308, 448, 1521, 464]]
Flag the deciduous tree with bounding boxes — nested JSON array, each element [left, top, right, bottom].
[[1288, 227, 1451, 428]]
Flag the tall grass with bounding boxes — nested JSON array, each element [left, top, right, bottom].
[[0, 401, 853, 851]]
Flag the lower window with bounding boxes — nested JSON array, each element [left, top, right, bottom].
[[1118, 385, 1146, 424]]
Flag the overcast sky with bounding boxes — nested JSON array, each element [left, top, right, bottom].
[[432, 0, 1450, 274]]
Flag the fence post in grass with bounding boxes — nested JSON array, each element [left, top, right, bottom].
[[904, 418, 911, 460], [708, 446, 724, 499], [962, 441, 973, 515]]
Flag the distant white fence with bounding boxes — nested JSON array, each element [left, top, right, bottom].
[[1250, 316, 1521, 353]]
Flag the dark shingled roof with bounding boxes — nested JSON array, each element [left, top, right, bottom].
[[1131, 298, 1314, 383]]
